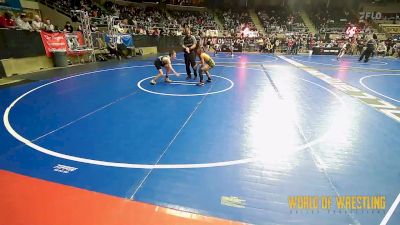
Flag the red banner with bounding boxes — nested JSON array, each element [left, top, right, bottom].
[[40, 31, 68, 57], [76, 32, 85, 45]]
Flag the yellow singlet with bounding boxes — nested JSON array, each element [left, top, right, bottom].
[[200, 53, 211, 61]]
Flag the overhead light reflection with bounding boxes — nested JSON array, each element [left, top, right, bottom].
[[244, 89, 303, 167]]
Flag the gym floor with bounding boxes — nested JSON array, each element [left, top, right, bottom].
[[0, 53, 399, 225]]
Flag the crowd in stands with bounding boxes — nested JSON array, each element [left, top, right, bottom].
[[2, 0, 400, 60], [1, 0, 216, 36], [369, 39, 400, 58], [168, 10, 218, 31], [242, 31, 400, 58], [0, 10, 94, 36], [218, 9, 257, 36], [110, 4, 170, 35], [308, 4, 353, 33], [0, 11, 15, 28], [43, 0, 106, 21], [0, 11, 58, 32], [102, 2, 217, 36], [257, 8, 308, 33], [254, 33, 312, 54]]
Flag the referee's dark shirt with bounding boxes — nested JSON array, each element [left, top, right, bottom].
[[182, 35, 197, 49], [366, 39, 376, 50]]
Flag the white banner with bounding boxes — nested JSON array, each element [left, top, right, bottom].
[[205, 30, 218, 37], [242, 30, 258, 38]]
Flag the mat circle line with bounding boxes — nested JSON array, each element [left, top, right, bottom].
[[137, 75, 234, 96], [330, 58, 387, 65], [3, 65, 344, 169], [359, 74, 400, 103]]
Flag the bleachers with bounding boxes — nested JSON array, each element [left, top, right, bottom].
[[112, 5, 171, 35], [307, 4, 353, 33], [168, 10, 218, 32], [2, 0, 399, 72], [217, 9, 257, 36], [40, 0, 107, 22], [40, 0, 220, 36], [256, 7, 308, 34]]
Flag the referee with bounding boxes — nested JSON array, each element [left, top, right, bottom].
[[359, 34, 377, 63], [181, 26, 198, 80]]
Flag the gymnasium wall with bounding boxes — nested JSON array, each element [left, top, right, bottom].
[[0, 29, 46, 59]]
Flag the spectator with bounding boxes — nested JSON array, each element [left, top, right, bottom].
[[152, 28, 160, 36], [131, 18, 137, 27], [107, 41, 122, 60], [266, 40, 274, 53], [387, 40, 396, 56], [15, 13, 33, 31], [118, 19, 128, 34], [292, 38, 299, 54], [287, 37, 294, 54], [0, 11, 16, 28], [31, 15, 44, 31], [326, 40, 334, 48], [64, 21, 73, 33], [376, 41, 387, 57], [90, 23, 98, 32], [274, 39, 280, 53], [393, 43, 400, 58], [219, 10, 256, 34], [43, 19, 55, 32]]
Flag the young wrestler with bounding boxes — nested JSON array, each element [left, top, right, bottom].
[[213, 42, 221, 56], [196, 48, 215, 86], [150, 50, 180, 85], [227, 41, 234, 56], [337, 40, 350, 60], [206, 38, 212, 51]]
